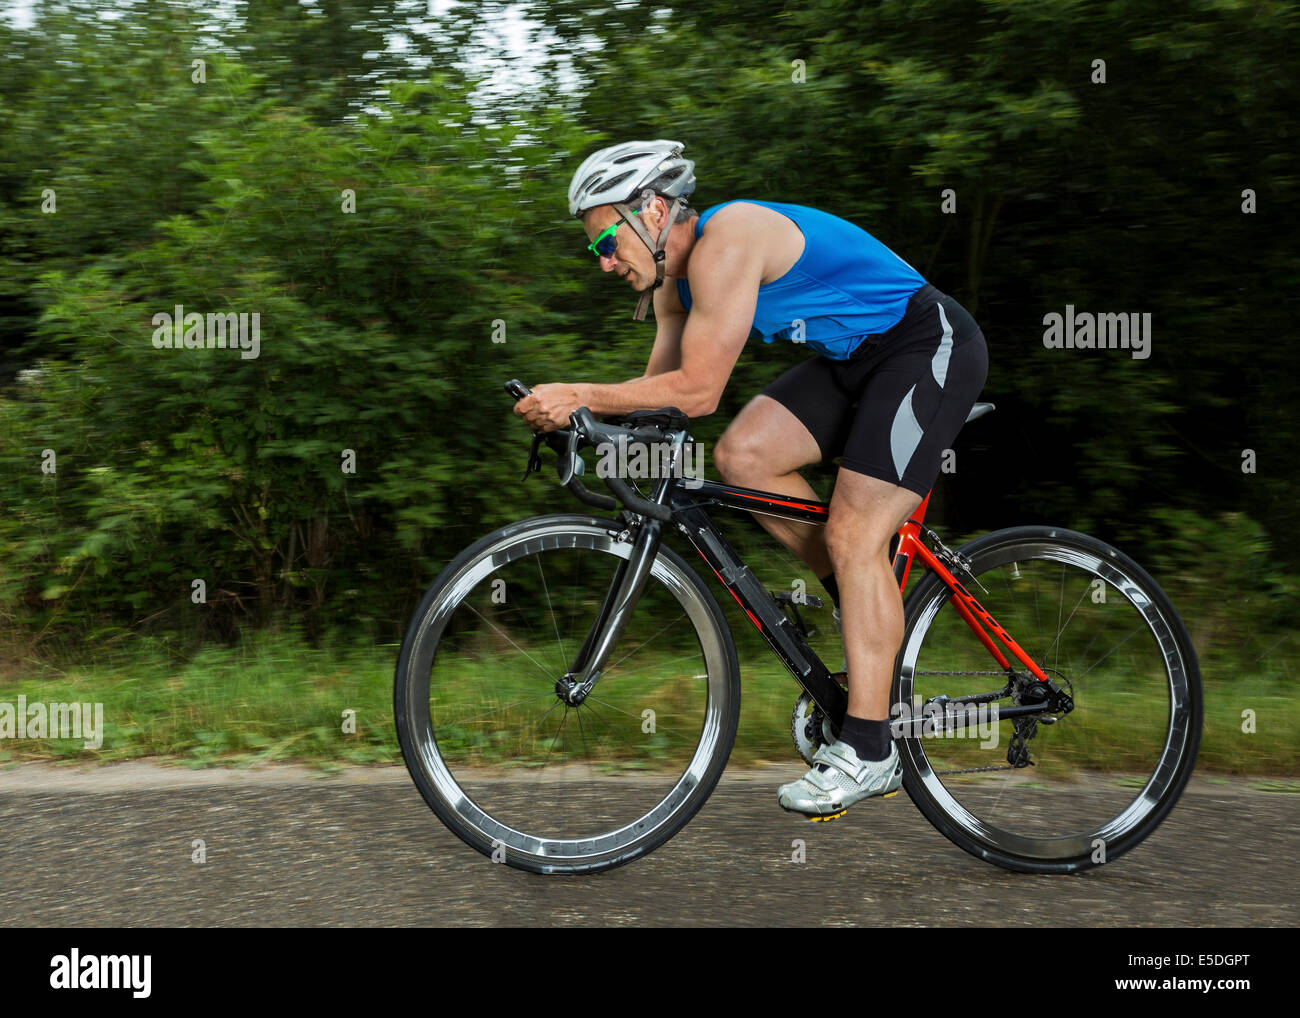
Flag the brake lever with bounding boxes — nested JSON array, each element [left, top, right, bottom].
[[522, 431, 544, 481], [557, 428, 583, 486]]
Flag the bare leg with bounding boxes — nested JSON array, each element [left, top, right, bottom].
[[712, 395, 833, 577], [822, 470, 922, 719]]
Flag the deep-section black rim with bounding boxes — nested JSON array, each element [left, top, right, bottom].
[[896, 529, 1199, 866], [397, 518, 735, 869]]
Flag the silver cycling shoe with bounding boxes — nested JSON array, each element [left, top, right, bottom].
[[778, 739, 903, 821]]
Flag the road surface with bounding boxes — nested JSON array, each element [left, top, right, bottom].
[[0, 763, 1293, 926]]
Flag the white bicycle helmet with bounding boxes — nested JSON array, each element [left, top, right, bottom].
[[567, 140, 697, 320]]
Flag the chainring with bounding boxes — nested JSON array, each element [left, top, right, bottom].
[[790, 681, 847, 765]]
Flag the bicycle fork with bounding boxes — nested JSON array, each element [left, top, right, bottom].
[[558, 504, 852, 735], [554, 515, 667, 706]]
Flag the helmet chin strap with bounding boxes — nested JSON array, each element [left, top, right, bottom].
[[613, 194, 686, 321]]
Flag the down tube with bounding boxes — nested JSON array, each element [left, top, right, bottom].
[[667, 497, 850, 726]]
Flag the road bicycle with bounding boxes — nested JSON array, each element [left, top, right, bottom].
[[394, 379, 1202, 874]]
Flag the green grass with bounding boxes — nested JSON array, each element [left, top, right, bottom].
[[0, 627, 1295, 777], [0, 631, 397, 769]]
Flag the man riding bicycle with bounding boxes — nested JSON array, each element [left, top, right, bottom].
[[515, 140, 989, 821]]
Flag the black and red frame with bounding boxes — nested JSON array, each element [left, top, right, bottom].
[[657, 475, 1069, 732], [502, 381, 1070, 732]]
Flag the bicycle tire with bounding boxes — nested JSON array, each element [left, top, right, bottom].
[[892, 525, 1202, 874], [394, 513, 741, 874]]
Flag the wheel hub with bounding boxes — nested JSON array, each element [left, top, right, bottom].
[[554, 674, 592, 706]]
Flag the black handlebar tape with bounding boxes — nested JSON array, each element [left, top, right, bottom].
[[604, 475, 674, 522], [565, 477, 619, 511]]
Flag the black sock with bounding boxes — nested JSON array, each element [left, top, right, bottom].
[[837, 714, 892, 762], [819, 572, 840, 611]]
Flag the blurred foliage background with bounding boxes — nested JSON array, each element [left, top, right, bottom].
[[0, 0, 1296, 702]]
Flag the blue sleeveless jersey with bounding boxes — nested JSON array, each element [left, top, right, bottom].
[[674, 200, 926, 360]]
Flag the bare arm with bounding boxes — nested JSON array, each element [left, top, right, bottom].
[[515, 211, 762, 430], [643, 286, 687, 377], [579, 223, 761, 418]]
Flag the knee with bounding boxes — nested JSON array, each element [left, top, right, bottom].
[[824, 513, 892, 569], [713, 432, 761, 485], [823, 516, 857, 566]]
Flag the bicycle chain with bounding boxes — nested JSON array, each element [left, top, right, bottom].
[[916, 672, 1035, 774], [906, 508, 1059, 770], [934, 717, 1039, 774], [935, 764, 1018, 774]]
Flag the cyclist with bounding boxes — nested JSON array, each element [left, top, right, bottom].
[[515, 140, 988, 821]]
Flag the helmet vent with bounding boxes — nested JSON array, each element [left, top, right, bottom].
[[591, 170, 635, 195], [567, 140, 694, 218]]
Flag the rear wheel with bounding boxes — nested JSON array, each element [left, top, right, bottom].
[[892, 526, 1201, 874], [394, 514, 741, 874]]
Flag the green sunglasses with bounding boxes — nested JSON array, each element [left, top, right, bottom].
[[586, 208, 641, 258]]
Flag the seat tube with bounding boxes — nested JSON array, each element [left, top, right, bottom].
[[893, 491, 931, 590]]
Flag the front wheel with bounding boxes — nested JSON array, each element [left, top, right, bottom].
[[892, 526, 1202, 874], [394, 514, 741, 874]]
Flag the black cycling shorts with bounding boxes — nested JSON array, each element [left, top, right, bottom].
[[761, 283, 988, 497]]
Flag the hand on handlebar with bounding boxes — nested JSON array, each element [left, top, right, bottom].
[[504, 378, 679, 522], [513, 382, 586, 433]]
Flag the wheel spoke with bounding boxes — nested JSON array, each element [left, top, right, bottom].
[[604, 610, 689, 673], [1040, 575, 1092, 668], [1071, 624, 1146, 683], [464, 602, 558, 683], [395, 523, 739, 871], [895, 532, 1200, 873], [446, 692, 556, 727], [535, 553, 569, 672]]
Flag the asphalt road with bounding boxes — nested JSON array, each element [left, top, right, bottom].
[[0, 763, 1294, 927]]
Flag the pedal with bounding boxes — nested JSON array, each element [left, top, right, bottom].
[[771, 590, 824, 609], [769, 590, 823, 640]]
